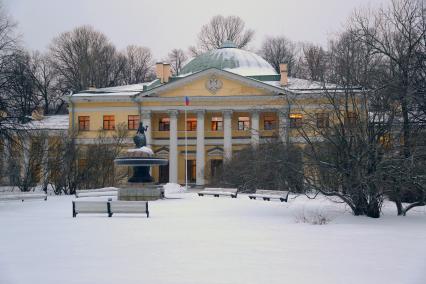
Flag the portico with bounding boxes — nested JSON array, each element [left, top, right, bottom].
[[138, 107, 284, 186]]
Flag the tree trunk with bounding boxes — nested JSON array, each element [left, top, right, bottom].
[[366, 199, 381, 218], [401, 97, 411, 158], [395, 198, 403, 216]]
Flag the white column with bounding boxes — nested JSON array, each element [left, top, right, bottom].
[[278, 110, 289, 144], [196, 110, 205, 186], [141, 110, 152, 147], [41, 135, 49, 185], [2, 138, 10, 184], [169, 110, 178, 184], [223, 110, 233, 160], [251, 110, 260, 147], [21, 136, 30, 179]]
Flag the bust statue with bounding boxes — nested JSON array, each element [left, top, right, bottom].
[[133, 122, 148, 148]]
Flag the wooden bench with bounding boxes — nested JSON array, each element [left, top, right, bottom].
[[72, 200, 149, 218], [0, 192, 47, 202], [248, 190, 289, 202], [198, 187, 238, 198], [75, 188, 118, 198]]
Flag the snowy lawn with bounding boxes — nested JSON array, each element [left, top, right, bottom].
[[0, 193, 425, 284]]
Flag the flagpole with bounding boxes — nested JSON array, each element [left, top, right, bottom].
[[185, 99, 188, 191]]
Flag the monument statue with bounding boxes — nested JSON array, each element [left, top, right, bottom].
[[133, 122, 148, 148], [114, 119, 168, 200]]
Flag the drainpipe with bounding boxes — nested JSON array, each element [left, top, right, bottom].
[[69, 91, 75, 132]]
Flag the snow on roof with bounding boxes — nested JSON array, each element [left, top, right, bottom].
[[86, 82, 153, 93], [180, 46, 278, 77], [72, 81, 158, 97], [72, 91, 140, 97], [27, 115, 69, 130], [262, 77, 339, 92]]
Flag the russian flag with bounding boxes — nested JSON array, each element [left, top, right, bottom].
[[184, 96, 190, 106]]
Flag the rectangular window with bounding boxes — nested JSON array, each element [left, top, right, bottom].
[[78, 116, 90, 131], [159, 118, 170, 131], [186, 118, 197, 131], [345, 111, 358, 126], [103, 115, 115, 130], [211, 117, 223, 131], [128, 115, 139, 130], [238, 116, 250, 131], [289, 113, 303, 128], [316, 113, 329, 128], [379, 133, 392, 150], [263, 115, 276, 130], [77, 159, 87, 176]]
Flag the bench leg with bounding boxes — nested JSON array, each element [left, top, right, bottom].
[[198, 193, 204, 196], [231, 195, 237, 198], [280, 198, 284, 202], [214, 194, 219, 197], [107, 202, 112, 217]]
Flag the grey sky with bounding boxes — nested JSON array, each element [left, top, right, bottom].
[[4, 0, 389, 60]]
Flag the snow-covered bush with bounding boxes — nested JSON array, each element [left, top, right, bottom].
[[210, 141, 304, 193], [294, 209, 332, 225]]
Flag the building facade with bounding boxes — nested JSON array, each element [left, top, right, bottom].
[[68, 41, 334, 186]]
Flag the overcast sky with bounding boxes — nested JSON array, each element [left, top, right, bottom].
[[4, 0, 389, 60]]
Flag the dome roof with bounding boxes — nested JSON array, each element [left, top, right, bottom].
[[180, 41, 278, 77]]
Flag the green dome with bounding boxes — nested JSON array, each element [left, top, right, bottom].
[[180, 41, 277, 77]]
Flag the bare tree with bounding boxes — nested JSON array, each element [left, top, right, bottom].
[[49, 25, 122, 94], [350, 0, 426, 215], [4, 50, 40, 122], [167, 48, 187, 75], [301, 43, 328, 81], [191, 15, 254, 55], [290, 27, 393, 218], [47, 124, 128, 194], [29, 52, 58, 114], [351, 0, 424, 158], [259, 36, 296, 75], [0, 2, 23, 145], [120, 45, 154, 84]]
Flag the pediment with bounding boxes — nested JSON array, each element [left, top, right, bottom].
[[136, 68, 284, 100], [207, 147, 224, 157]]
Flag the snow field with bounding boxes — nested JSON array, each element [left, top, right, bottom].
[[0, 193, 425, 284]]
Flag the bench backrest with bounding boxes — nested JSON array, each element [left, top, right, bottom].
[[73, 201, 109, 213], [109, 201, 148, 213], [75, 188, 118, 194], [256, 189, 289, 196], [0, 193, 47, 200], [204, 187, 238, 193]]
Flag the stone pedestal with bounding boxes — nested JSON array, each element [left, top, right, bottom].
[[118, 182, 164, 201]]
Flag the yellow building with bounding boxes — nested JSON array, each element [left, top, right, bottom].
[[69, 41, 334, 186]]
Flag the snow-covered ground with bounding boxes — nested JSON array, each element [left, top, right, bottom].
[[0, 192, 425, 284]]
